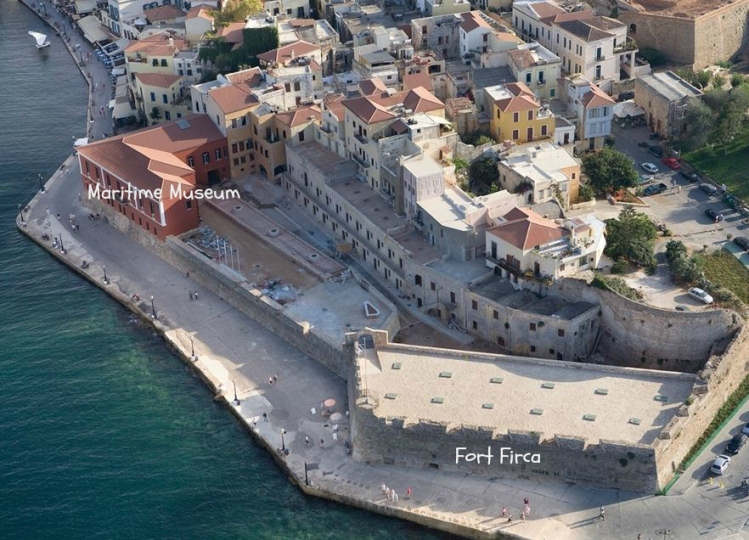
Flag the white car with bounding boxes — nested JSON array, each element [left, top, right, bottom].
[[689, 287, 714, 304], [641, 162, 659, 174], [710, 454, 731, 475]]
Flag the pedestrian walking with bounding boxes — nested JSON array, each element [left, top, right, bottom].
[[193, 291, 198, 300], [272, 374, 278, 383], [320, 438, 325, 447], [501, 507, 507, 517], [406, 486, 412, 498], [262, 412, 268, 422], [304, 435, 310, 446], [599, 505, 605, 521], [392, 491, 399, 503], [189, 290, 193, 301]]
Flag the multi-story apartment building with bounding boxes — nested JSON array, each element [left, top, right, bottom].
[[507, 42, 561, 100], [497, 141, 580, 206], [411, 13, 463, 60], [124, 33, 191, 125], [77, 114, 228, 239], [512, 0, 638, 93], [558, 75, 615, 150], [487, 81, 554, 144], [485, 207, 605, 280]]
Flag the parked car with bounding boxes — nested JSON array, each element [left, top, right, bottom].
[[710, 454, 731, 475], [637, 174, 654, 185], [679, 171, 699, 182], [705, 208, 724, 222], [637, 141, 649, 148], [643, 183, 668, 196], [641, 162, 659, 174], [689, 287, 714, 304], [649, 145, 664, 157], [733, 237, 749, 251], [742, 423, 749, 436], [700, 183, 718, 196], [674, 305, 689, 312], [662, 157, 681, 170], [726, 434, 747, 455]]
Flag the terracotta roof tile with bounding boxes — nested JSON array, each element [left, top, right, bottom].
[[403, 70, 433, 92], [275, 105, 321, 127], [144, 4, 184, 22], [135, 72, 181, 88], [359, 77, 388, 96], [557, 19, 613, 42], [323, 93, 346, 121], [581, 83, 615, 108], [343, 96, 397, 124], [460, 11, 490, 32], [489, 207, 564, 251], [186, 6, 213, 20], [218, 22, 245, 44], [209, 84, 258, 114], [125, 33, 186, 56], [403, 86, 444, 113], [257, 40, 319, 65]]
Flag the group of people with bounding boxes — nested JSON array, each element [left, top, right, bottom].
[[501, 497, 532, 523], [380, 484, 411, 503]]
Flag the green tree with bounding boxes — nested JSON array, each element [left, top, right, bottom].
[[713, 85, 749, 147], [581, 147, 638, 194], [665, 240, 687, 262], [199, 27, 278, 74], [604, 207, 658, 268], [731, 73, 744, 88], [638, 47, 667, 67], [214, 0, 263, 26], [681, 98, 713, 150], [696, 70, 712, 89], [577, 183, 594, 202], [468, 156, 499, 196]]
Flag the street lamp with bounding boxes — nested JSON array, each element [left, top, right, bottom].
[[150, 295, 156, 319], [190, 336, 196, 360], [37, 173, 45, 192], [281, 428, 287, 452], [232, 380, 240, 406], [58, 235, 65, 253], [102, 265, 109, 284]]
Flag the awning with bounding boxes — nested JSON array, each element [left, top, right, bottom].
[[74, 0, 96, 14], [77, 15, 108, 43], [112, 99, 136, 120], [613, 99, 645, 119]]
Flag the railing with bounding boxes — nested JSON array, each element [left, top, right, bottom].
[[354, 133, 368, 144], [352, 153, 370, 169]]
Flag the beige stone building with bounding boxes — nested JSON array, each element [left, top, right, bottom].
[[634, 71, 703, 139], [619, 0, 749, 69]]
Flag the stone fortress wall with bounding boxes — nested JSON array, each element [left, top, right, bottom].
[[347, 332, 671, 493], [85, 195, 749, 494], [549, 278, 742, 372], [617, 0, 749, 69]]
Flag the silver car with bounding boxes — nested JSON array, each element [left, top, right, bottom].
[[710, 454, 731, 475], [689, 287, 714, 304]]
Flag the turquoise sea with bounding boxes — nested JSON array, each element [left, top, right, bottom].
[[0, 2, 441, 537]]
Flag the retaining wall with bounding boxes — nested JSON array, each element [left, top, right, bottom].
[[550, 278, 741, 372]]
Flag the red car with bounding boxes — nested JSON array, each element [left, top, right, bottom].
[[662, 157, 681, 170]]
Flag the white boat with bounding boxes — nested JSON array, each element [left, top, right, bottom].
[[28, 31, 50, 49]]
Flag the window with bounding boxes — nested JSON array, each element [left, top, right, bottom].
[[558, 329, 565, 337], [497, 336, 505, 346], [541, 125, 547, 136], [164, 111, 170, 120], [415, 275, 422, 286], [527, 127, 533, 140], [513, 112, 519, 122], [202, 152, 210, 164], [528, 110, 533, 121], [298, 131, 305, 142], [162, 94, 168, 104], [215, 148, 222, 160], [185, 199, 192, 210], [430, 282, 436, 291], [450, 291, 455, 304], [232, 118, 237, 129], [471, 300, 478, 310], [512, 129, 519, 139], [530, 322, 536, 331], [493, 310, 498, 320], [160, 59, 167, 67], [187, 156, 194, 167], [232, 143, 238, 153], [525, 72, 531, 83], [150, 92, 156, 102], [472, 321, 478, 330]]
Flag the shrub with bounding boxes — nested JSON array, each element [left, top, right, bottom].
[[610, 259, 627, 274], [577, 183, 594, 202]]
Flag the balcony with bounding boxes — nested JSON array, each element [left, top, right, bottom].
[[614, 38, 637, 54], [354, 133, 368, 144], [352, 153, 370, 169]]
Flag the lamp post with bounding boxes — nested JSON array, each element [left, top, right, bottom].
[[281, 428, 287, 452], [18, 204, 24, 224], [232, 380, 240, 406], [58, 235, 65, 253], [102, 265, 109, 284], [38, 173, 45, 192], [150, 295, 156, 319]]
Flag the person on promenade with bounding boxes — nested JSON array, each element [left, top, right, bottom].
[[599, 505, 605, 521], [501, 507, 507, 518]]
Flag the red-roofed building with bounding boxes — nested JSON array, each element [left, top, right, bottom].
[[257, 40, 322, 67], [77, 114, 229, 239], [559, 75, 615, 150], [485, 207, 605, 279]]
